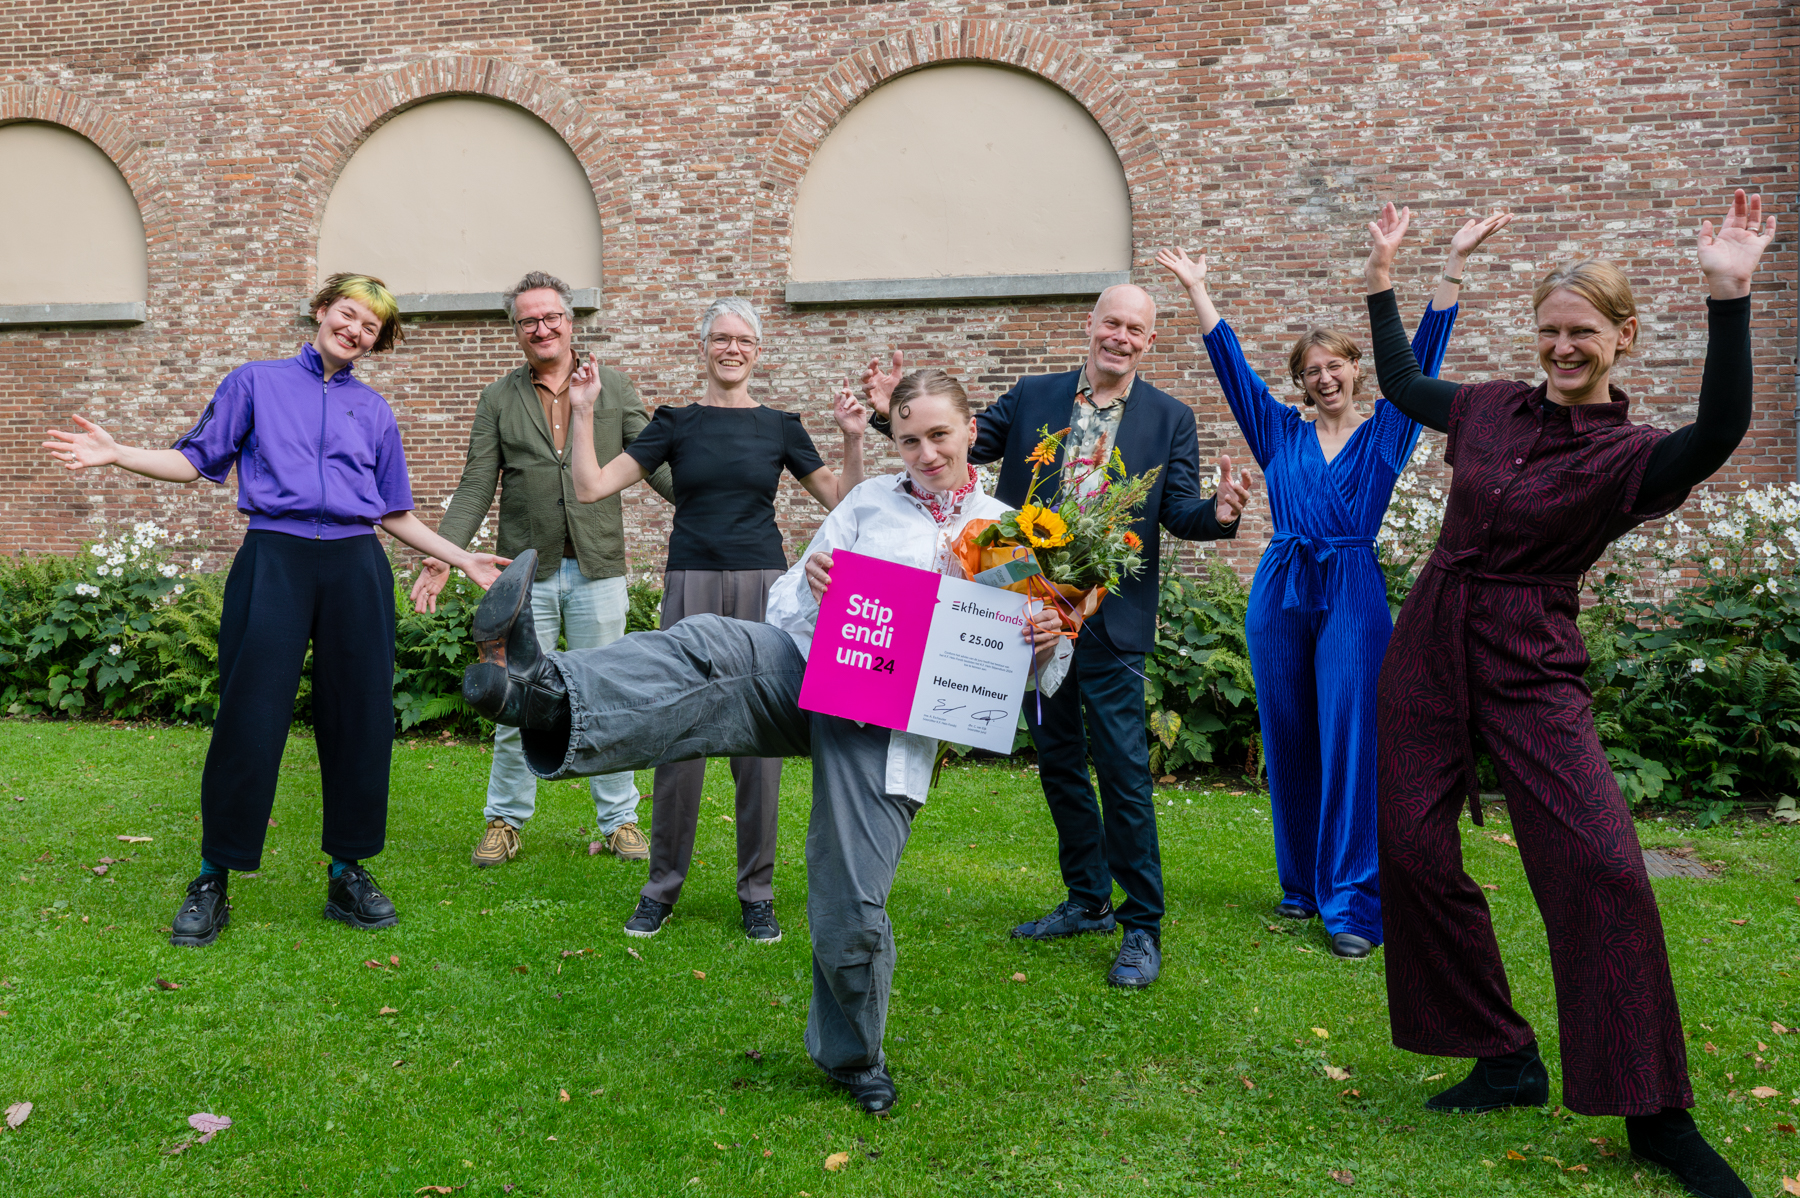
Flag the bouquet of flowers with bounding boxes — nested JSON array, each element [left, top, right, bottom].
[[952, 425, 1158, 634]]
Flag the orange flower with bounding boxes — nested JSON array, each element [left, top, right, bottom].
[[1027, 440, 1058, 468], [1122, 531, 1143, 550]]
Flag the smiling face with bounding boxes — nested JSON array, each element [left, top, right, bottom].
[[1297, 345, 1361, 412], [891, 389, 977, 494], [1535, 288, 1637, 406], [701, 312, 762, 389], [1084, 285, 1157, 387], [311, 295, 384, 369], [512, 287, 573, 371]]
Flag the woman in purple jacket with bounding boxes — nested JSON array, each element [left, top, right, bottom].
[[43, 274, 507, 947]]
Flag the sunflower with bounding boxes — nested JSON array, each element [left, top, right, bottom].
[[1018, 504, 1073, 548], [1122, 530, 1143, 550]]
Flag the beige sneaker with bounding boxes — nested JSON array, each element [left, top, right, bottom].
[[605, 822, 649, 861], [471, 818, 520, 868]]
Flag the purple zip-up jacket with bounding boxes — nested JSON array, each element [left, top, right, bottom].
[[174, 343, 414, 540]]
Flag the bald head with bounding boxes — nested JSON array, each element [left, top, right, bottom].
[[1085, 282, 1158, 391]]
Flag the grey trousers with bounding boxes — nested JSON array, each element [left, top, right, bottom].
[[644, 569, 787, 906], [523, 613, 917, 1083]]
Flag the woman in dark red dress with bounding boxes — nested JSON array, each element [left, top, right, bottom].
[[1362, 191, 1774, 1198]]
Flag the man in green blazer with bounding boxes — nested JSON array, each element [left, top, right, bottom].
[[413, 271, 675, 867]]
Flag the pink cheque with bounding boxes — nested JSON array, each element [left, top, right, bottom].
[[796, 550, 941, 731]]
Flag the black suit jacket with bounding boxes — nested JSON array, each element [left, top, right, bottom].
[[968, 369, 1236, 653]]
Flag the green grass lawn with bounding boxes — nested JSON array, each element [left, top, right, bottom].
[[0, 719, 1795, 1197]]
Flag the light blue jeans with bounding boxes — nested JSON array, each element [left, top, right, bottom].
[[485, 559, 639, 834]]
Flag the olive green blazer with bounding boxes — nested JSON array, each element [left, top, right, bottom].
[[437, 360, 676, 581]]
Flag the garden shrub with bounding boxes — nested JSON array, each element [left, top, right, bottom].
[[1144, 547, 1262, 778]]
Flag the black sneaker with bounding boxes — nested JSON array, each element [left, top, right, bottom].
[[741, 899, 781, 943], [625, 895, 672, 938], [1107, 928, 1162, 988], [834, 1065, 898, 1115], [169, 876, 230, 947], [323, 864, 399, 930], [1010, 899, 1116, 940]]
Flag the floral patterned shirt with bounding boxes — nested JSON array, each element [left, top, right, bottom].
[[1066, 364, 1127, 497]]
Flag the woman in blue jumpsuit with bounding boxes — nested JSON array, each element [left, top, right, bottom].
[[1157, 212, 1510, 956]]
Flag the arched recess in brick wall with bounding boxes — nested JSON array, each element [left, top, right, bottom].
[[297, 57, 633, 318], [0, 85, 176, 328], [754, 20, 1174, 308]]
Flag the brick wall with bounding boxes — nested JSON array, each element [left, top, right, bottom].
[[2, 1, 1794, 582]]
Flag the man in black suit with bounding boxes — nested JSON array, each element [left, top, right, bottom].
[[862, 283, 1254, 988]]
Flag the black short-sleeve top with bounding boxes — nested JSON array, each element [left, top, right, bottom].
[[623, 403, 826, 571]]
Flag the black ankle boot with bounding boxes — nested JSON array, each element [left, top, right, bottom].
[[461, 549, 572, 731], [1424, 1040, 1550, 1113], [1626, 1108, 1752, 1198]]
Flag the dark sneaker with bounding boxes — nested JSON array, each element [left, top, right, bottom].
[[1626, 1108, 1753, 1198], [741, 899, 781, 943], [170, 876, 230, 947], [1331, 933, 1375, 959], [1425, 1041, 1550, 1113], [834, 1066, 897, 1115], [1010, 899, 1116, 940], [323, 864, 399, 930], [1276, 901, 1314, 920], [1107, 928, 1161, 988], [624, 895, 672, 938]]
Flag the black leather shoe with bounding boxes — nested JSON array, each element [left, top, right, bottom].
[[1276, 901, 1314, 920], [1331, 933, 1375, 959], [624, 895, 673, 938], [1107, 928, 1161, 988], [836, 1066, 897, 1115], [462, 549, 570, 731], [1626, 1108, 1753, 1198], [1425, 1041, 1550, 1113], [324, 863, 399, 930], [1010, 899, 1116, 940], [170, 876, 230, 947], [741, 899, 781, 943]]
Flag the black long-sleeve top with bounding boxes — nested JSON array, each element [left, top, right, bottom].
[[1365, 289, 1753, 499]]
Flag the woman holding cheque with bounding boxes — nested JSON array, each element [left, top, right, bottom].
[[1155, 211, 1510, 958], [462, 369, 1071, 1114]]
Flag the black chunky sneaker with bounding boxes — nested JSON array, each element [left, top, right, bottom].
[[1331, 932, 1375, 959], [1010, 899, 1116, 940], [624, 895, 673, 938], [1107, 928, 1162, 988], [169, 876, 230, 947], [323, 863, 399, 930], [741, 899, 781, 943], [1276, 901, 1314, 920], [1425, 1040, 1550, 1113], [835, 1066, 898, 1115], [1626, 1108, 1754, 1198], [461, 549, 572, 732]]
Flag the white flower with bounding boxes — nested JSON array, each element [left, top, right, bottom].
[[1689, 659, 1705, 674], [1769, 578, 1782, 595], [107, 644, 121, 656], [1753, 584, 1765, 595], [192, 557, 205, 570], [74, 583, 100, 598], [159, 564, 179, 578], [172, 584, 184, 596], [1709, 557, 1725, 570], [95, 565, 109, 577], [90, 545, 105, 557]]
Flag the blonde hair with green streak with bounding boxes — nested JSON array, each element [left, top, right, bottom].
[[310, 273, 404, 353]]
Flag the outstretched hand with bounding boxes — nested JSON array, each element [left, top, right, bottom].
[[461, 553, 511, 591], [43, 414, 121, 471], [860, 350, 904, 419], [1365, 202, 1413, 292], [1213, 453, 1255, 525], [1449, 209, 1514, 259], [570, 352, 602, 409], [1698, 189, 1777, 300], [1155, 247, 1207, 291], [831, 380, 870, 437], [410, 557, 451, 613]]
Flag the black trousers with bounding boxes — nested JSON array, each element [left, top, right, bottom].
[[1023, 605, 1165, 934], [199, 531, 396, 871]]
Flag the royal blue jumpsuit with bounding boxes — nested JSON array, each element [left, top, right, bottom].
[[1201, 304, 1455, 942]]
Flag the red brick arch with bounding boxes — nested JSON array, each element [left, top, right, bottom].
[[751, 18, 1176, 298], [295, 56, 636, 294], [0, 84, 180, 297]]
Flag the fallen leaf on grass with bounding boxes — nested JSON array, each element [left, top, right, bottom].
[[588, 841, 603, 856], [155, 977, 181, 990], [116, 836, 152, 843], [188, 1113, 231, 1144], [1751, 1087, 1783, 1099], [1773, 1021, 1792, 1035], [1783, 1177, 1800, 1197], [389, 955, 399, 966], [693, 970, 706, 980], [1323, 1065, 1351, 1082], [514, 965, 529, 975], [415, 1188, 462, 1195], [1311, 1028, 1330, 1039], [378, 1006, 398, 1016], [365, 959, 386, 969], [1012, 972, 1027, 983], [1506, 1150, 1526, 1161], [625, 947, 642, 961], [1705, 1043, 1718, 1054], [744, 1049, 763, 1062], [1488, 833, 1516, 847], [1339, 1089, 1361, 1098], [559, 1089, 570, 1103], [1422, 1073, 1446, 1082], [97, 857, 116, 865], [589, 1088, 603, 1096], [1480, 883, 1499, 891], [5, 1101, 30, 1129], [1330, 1169, 1355, 1185], [1240, 1077, 1255, 1090], [392, 1059, 406, 1068], [823, 1152, 850, 1172], [714, 1141, 727, 1151], [1774, 1123, 1796, 1134], [1565, 1164, 1588, 1173], [1729, 919, 1748, 926]]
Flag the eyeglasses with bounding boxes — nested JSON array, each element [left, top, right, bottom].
[[1300, 361, 1350, 381], [515, 312, 566, 334], [708, 334, 760, 351]]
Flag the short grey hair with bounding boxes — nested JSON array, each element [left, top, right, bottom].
[[503, 271, 574, 321], [698, 297, 762, 344]]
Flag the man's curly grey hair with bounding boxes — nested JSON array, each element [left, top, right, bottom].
[[503, 271, 575, 321], [698, 297, 762, 344]]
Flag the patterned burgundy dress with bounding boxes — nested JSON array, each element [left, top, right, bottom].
[[1365, 289, 1751, 1117]]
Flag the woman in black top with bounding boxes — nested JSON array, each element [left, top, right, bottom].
[[1364, 191, 1772, 1198], [570, 297, 867, 944]]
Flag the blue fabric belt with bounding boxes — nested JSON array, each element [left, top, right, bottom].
[[1266, 532, 1376, 612]]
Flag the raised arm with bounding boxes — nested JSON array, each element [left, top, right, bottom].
[[1638, 190, 1774, 498], [44, 416, 201, 482], [569, 354, 650, 504], [1364, 203, 1457, 432]]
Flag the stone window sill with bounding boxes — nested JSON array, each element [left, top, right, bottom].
[[784, 272, 1129, 306], [0, 301, 146, 327]]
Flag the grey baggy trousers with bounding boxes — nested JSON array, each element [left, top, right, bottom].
[[522, 614, 918, 1083]]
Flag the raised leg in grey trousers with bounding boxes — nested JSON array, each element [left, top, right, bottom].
[[803, 713, 919, 1085]]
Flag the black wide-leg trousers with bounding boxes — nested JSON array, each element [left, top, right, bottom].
[[199, 531, 396, 871]]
